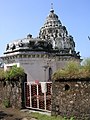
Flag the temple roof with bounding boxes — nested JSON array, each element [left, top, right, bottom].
[[4, 8, 80, 58]]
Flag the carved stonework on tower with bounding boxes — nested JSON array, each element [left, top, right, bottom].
[[39, 8, 76, 55]]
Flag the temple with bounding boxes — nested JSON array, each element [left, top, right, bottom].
[[1, 8, 81, 82]]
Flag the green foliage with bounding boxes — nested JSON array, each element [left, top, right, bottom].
[[31, 112, 75, 120], [69, 117, 75, 120], [81, 58, 90, 75], [31, 112, 63, 120], [52, 61, 80, 80], [0, 69, 5, 80], [0, 65, 24, 81], [3, 99, 10, 108], [65, 61, 80, 77], [7, 65, 24, 80], [52, 59, 90, 80]]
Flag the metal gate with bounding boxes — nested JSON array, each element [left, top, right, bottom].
[[24, 82, 52, 112]]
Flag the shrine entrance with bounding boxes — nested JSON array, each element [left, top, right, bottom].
[[24, 82, 52, 112]]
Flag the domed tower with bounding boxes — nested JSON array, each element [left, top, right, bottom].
[[39, 8, 76, 55]]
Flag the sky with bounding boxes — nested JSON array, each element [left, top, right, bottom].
[[0, 0, 90, 59]]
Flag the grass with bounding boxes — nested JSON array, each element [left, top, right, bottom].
[[31, 112, 75, 120]]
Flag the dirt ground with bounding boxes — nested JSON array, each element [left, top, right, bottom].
[[0, 104, 37, 120]]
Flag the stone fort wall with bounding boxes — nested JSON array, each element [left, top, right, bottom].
[[0, 75, 26, 108], [51, 79, 90, 120]]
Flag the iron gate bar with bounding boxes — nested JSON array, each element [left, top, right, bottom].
[[24, 82, 52, 112]]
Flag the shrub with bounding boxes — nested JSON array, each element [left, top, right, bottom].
[[5, 65, 24, 80], [0, 69, 5, 80], [52, 61, 80, 80], [52, 59, 90, 80]]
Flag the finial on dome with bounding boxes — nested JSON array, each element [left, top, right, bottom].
[[51, 3, 53, 10], [50, 3, 54, 13]]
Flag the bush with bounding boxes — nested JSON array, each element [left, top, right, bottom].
[[52, 59, 90, 80], [4, 65, 24, 80]]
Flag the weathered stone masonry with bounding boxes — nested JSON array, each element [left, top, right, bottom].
[[0, 74, 26, 108], [51, 79, 90, 120]]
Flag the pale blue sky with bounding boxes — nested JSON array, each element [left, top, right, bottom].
[[0, 0, 90, 59]]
